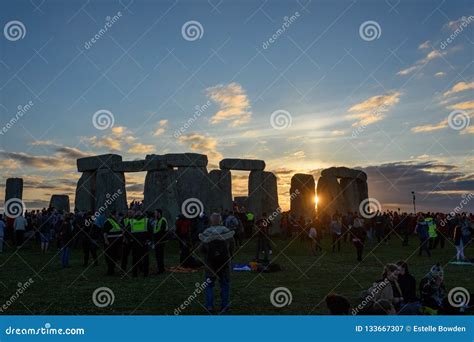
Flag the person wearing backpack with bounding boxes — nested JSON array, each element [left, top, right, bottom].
[[199, 213, 235, 314]]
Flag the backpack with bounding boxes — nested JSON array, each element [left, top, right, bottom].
[[207, 239, 230, 270]]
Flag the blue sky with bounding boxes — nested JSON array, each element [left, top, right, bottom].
[[0, 0, 473, 211]]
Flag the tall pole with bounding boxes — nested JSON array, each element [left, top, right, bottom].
[[411, 191, 416, 214]]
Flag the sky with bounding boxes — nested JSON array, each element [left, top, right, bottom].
[[0, 0, 473, 213]]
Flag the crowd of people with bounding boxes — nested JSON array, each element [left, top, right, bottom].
[[0, 201, 472, 314]]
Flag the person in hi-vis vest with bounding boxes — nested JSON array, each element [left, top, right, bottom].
[[130, 210, 152, 277], [152, 209, 168, 274], [103, 211, 123, 276]]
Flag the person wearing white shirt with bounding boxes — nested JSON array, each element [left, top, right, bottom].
[[14, 215, 27, 248]]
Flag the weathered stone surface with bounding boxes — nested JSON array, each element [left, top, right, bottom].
[[77, 154, 122, 172], [175, 166, 210, 214], [234, 196, 248, 209], [248, 170, 264, 219], [112, 159, 167, 172], [248, 171, 280, 231], [208, 169, 232, 213], [220, 158, 265, 171], [75, 171, 95, 212], [316, 176, 346, 216], [340, 178, 360, 213], [145, 153, 207, 167], [356, 178, 369, 205], [290, 174, 315, 220], [321, 167, 367, 181], [5, 178, 23, 201], [94, 169, 127, 214], [49, 195, 70, 212], [143, 168, 179, 224]]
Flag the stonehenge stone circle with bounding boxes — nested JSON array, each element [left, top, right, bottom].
[[49, 194, 70, 212], [317, 167, 368, 216], [5, 177, 23, 201], [220, 158, 265, 171], [290, 174, 315, 220]]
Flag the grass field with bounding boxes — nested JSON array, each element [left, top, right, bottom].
[[1, 234, 472, 315]]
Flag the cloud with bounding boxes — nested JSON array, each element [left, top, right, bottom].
[[460, 126, 474, 135], [83, 136, 122, 151], [397, 49, 448, 76], [0, 159, 21, 169], [0, 151, 71, 170], [444, 16, 474, 32], [449, 100, 474, 111], [443, 81, 474, 97], [435, 72, 446, 77], [346, 91, 401, 126], [153, 128, 165, 137], [178, 133, 222, 161], [418, 40, 431, 50], [331, 130, 345, 136], [411, 119, 448, 133], [207, 83, 251, 127], [128, 143, 155, 154]]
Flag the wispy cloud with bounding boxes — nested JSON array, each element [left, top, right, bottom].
[[178, 133, 222, 161], [207, 82, 251, 127], [397, 48, 448, 76], [346, 91, 401, 126], [443, 81, 474, 97]]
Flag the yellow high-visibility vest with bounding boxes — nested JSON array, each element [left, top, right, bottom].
[[153, 217, 168, 234], [131, 218, 148, 233], [107, 218, 121, 233]]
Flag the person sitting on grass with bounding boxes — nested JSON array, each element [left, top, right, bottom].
[[419, 263, 447, 311], [325, 293, 351, 315]]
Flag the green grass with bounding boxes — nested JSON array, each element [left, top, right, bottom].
[[0, 235, 472, 315]]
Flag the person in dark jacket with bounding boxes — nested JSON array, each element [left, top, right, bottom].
[[58, 215, 73, 268], [351, 214, 366, 261], [103, 211, 123, 276], [199, 213, 235, 314], [396, 261, 417, 303], [82, 212, 99, 267], [415, 215, 431, 257], [152, 209, 168, 274]]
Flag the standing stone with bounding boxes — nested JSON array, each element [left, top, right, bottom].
[[220, 158, 265, 171], [49, 195, 70, 212], [262, 171, 280, 232], [340, 178, 360, 213], [175, 166, 210, 214], [77, 154, 122, 172], [290, 174, 315, 221], [143, 168, 179, 225], [207, 169, 232, 213], [356, 178, 369, 205], [75, 171, 96, 212], [316, 176, 346, 216], [234, 196, 248, 209], [5, 178, 23, 201], [248, 170, 264, 219], [94, 169, 127, 214]]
